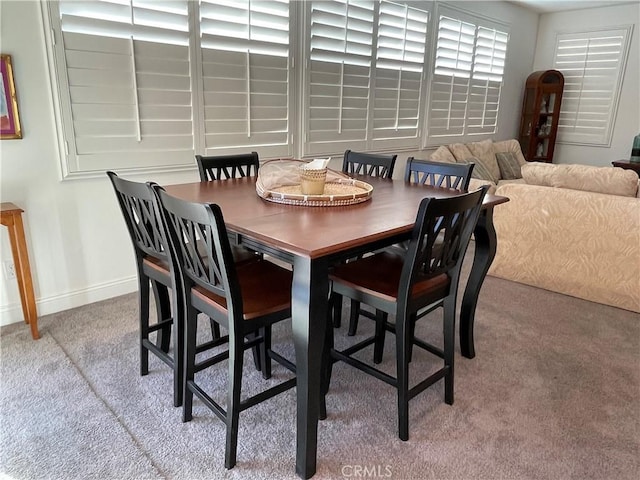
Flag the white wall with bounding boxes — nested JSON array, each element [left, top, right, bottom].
[[0, 1, 200, 326], [533, 3, 640, 166], [0, 0, 538, 327]]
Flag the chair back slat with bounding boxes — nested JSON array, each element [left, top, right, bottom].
[[196, 152, 260, 181], [342, 150, 397, 179], [400, 186, 488, 299], [154, 187, 241, 315], [405, 158, 474, 191], [107, 171, 168, 262]]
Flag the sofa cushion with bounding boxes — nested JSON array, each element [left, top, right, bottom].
[[429, 145, 457, 164], [522, 163, 639, 198], [468, 139, 501, 182], [496, 152, 523, 180]]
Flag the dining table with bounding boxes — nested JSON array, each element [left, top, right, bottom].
[[164, 175, 508, 479]]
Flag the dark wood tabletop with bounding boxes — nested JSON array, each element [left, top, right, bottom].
[[165, 176, 507, 259]]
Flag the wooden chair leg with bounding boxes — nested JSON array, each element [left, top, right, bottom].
[[151, 280, 171, 353], [182, 305, 198, 423], [443, 297, 456, 405], [259, 326, 272, 380], [209, 318, 221, 340], [348, 299, 360, 336], [247, 332, 262, 372], [408, 313, 417, 363], [172, 287, 184, 408], [396, 313, 411, 441], [225, 335, 244, 469], [373, 309, 386, 364], [320, 307, 335, 420], [330, 291, 342, 328], [138, 275, 150, 376]]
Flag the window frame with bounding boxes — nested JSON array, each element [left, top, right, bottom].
[[552, 25, 633, 147], [41, 0, 516, 179], [423, 3, 510, 147], [301, 0, 432, 158], [42, 0, 296, 179]]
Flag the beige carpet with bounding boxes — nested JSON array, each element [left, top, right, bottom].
[[1, 271, 639, 480]]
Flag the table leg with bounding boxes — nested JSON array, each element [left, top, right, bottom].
[[292, 256, 328, 479], [6, 212, 39, 340], [460, 208, 496, 359]]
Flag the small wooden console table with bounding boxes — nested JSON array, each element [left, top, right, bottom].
[[0, 203, 39, 339]]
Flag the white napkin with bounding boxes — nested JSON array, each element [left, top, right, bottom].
[[302, 157, 330, 170]]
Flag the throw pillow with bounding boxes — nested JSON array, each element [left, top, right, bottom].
[[496, 152, 523, 180], [468, 139, 501, 182], [493, 139, 527, 166], [461, 157, 496, 183]]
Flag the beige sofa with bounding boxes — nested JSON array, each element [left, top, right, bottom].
[[429, 138, 526, 193], [489, 162, 640, 313]]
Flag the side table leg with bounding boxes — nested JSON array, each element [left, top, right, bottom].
[[7, 213, 39, 340]]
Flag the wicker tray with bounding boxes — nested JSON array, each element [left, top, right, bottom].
[[263, 179, 373, 207]]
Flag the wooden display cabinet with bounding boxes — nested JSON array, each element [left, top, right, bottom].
[[518, 70, 564, 163]]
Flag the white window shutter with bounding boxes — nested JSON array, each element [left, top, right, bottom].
[[304, 0, 375, 156], [199, 0, 292, 158], [554, 28, 631, 146], [372, 1, 428, 149], [467, 26, 507, 135], [427, 8, 509, 142], [56, 0, 193, 174], [428, 15, 475, 138]]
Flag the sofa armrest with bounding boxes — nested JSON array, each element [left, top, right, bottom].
[[468, 177, 496, 194], [489, 183, 640, 313]]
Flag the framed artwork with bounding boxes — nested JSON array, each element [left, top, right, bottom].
[[1, 54, 22, 139]]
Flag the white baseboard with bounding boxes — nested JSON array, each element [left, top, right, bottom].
[[0, 275, 138, 327]]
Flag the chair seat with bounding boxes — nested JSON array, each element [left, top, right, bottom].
[[143, 243, 259, 277], [193, 260, 292, 321], [143, 255, 170, 277], [330, 251, 450, 305]]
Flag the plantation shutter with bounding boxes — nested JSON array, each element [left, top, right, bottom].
[[372, 1, 428, 149], [428, 15, 475, 137], [553, 29, 630, 146], [55, 0, 193, 174], [305, 0, 375, 156], [199, 0, 291, 158], [427, 8, 509, 141], [467, 26, 507, 134]]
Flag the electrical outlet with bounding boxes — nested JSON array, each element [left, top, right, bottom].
[[2, 260, 16, 280]]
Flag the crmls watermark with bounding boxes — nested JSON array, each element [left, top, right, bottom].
[[341, 465, 393, 478]]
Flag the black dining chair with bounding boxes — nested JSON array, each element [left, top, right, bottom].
[[152, 185, 296, 470], [330, 149, 399, 329], [196, 152, 260, 182], [107, 171, 177, 401], [342, 149, 397, 179], [107, 171, 261, 408], [343, 158, 475, 337], [196, 152, 263, 263], [325, 186, 488, 441], [404, 157, 475, 190]]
